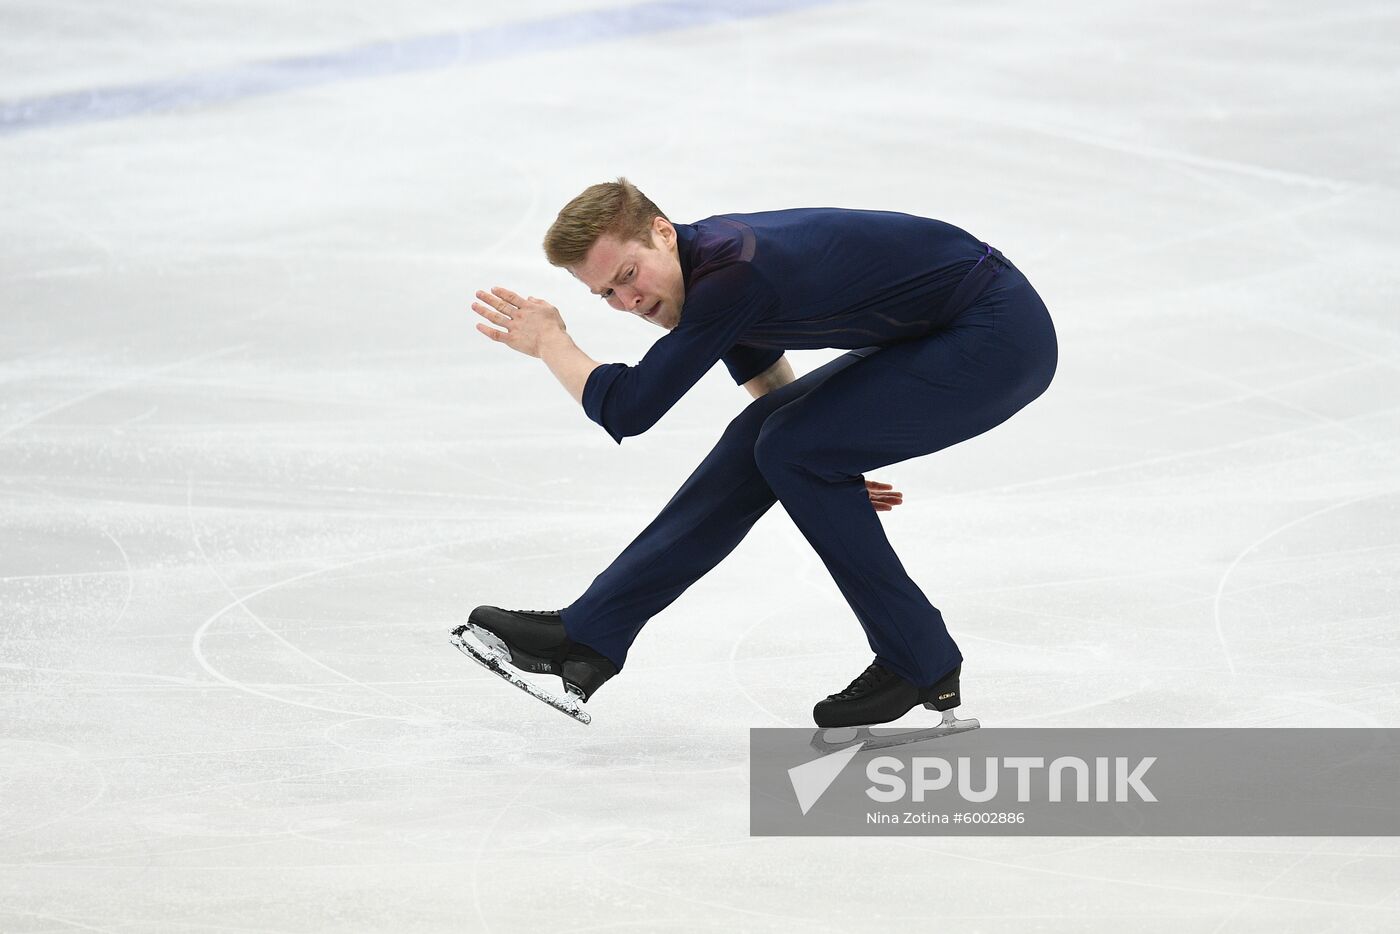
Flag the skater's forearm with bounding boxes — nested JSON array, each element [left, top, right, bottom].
[[743, 355, 795, 399], [538, 330, 602, 405]]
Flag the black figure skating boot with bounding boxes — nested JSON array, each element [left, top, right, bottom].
[[453, 606, 617, 702], [813, 660, 968, 729]]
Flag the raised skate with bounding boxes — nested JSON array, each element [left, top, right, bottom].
[[449, 606, 617, 725]]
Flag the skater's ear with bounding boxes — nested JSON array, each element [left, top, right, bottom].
[[650, 216, 677, 250]]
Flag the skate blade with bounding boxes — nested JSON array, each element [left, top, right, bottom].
[[810, 710, 980, 754], [450, 630, 591, 725], [463, 623, 510, 662]]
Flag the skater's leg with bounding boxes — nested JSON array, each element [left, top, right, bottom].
[[753, 265, 1058, 687], [560, 348, 879, 668]]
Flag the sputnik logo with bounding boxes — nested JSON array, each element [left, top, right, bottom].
[[787, 741, 865, 815]]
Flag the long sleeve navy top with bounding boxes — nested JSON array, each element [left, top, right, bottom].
[[581, 207, 1001, 443]]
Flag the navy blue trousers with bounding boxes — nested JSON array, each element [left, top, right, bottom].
[[559, 257, 1057, 688]]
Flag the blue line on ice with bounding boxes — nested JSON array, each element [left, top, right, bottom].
[[1, 0, 839, 135]]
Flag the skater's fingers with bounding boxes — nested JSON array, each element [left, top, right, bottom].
[[869, 494, 903, 511], [491, 286, 528, 307], [865, 480, 893, 490], [475, 289, 515, 316], [472, 302, 512, 326], [476, 323, 507, 341]]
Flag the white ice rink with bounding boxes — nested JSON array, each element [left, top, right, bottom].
[[3, 1, 1399, 930]]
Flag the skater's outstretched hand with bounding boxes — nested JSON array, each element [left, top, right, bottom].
[[472, 286, 568, 358], [866, 479, 904, 512]]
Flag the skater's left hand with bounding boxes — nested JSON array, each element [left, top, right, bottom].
[[472, 287, 567, 359], [866, 479, 904, 512]]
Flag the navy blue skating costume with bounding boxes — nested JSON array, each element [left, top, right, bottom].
[[562, 208, 1057, 689]]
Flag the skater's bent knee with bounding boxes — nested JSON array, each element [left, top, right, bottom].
[[719, 399, 777, 450], [752, 420, 808, 476]]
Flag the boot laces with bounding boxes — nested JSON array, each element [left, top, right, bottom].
[[836, 662, 894, 699]]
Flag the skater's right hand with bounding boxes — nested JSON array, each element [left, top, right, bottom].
[[866, 479, 904, 513], [472, 287, 568, 359]]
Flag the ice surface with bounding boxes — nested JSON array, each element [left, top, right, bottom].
[[3, 1, 1400, 931]]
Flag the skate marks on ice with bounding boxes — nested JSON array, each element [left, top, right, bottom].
[[810, 709, 981, 755], [449, 627, 591, 725]]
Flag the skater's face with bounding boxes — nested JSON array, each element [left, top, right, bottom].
[[571, 217, 685, 330]]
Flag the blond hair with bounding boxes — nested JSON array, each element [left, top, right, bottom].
[[542, 178, 668, 268]]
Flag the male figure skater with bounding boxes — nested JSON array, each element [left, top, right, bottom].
[[460, 179, 1057, 728]]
